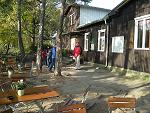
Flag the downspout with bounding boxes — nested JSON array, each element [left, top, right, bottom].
[[105, 19, 109, 67]]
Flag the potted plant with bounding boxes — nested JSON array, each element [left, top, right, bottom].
[[15, 80, 26, 96]]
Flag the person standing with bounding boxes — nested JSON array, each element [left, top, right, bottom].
[[73, 42, 82, 70], [47, 46, 52, 67], [41, 49, 47, 65], [48, 46, 56, 71]]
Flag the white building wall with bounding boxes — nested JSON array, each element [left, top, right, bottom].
[[80, 7, 110, 26]]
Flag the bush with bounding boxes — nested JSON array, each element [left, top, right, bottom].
[[62, 49, 67, 57]]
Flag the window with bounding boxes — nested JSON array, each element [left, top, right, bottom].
[[134, 14, 150, 49], [69, 13, 75, 26], [98, 29, 106, 51], [84, 33, 90, 51], [71, 38, 76, 50]]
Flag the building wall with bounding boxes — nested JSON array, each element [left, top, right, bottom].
[[108, 0, 150, 73], [65, 6, 80, 33], [64, 5, 109, 57], [80, 7, 110, 26], [79, 23, 107, 64]]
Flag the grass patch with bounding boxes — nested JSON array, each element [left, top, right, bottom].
[[84, 62, 150, 82], [107, 66, 150, 81]]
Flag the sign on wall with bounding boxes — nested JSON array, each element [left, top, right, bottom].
[[91, 44, 94, 50], [112, 36, 124, 53]]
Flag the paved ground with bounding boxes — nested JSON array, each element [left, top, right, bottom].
[[32, 62, 150, 113], [1, 61, 150, 113], [58, 62, 150, 113]]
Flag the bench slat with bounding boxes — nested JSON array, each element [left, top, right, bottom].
[[60, 108, 86, 113], [108, 96, 136, 109], [58, 103, 86, 112], [108, 102, 136, 108], [108, 97, 136, 102]]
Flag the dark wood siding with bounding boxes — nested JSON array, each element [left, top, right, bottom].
[[80, 22, 107, 64], [108, 0, 150, 73], [65, 6, 80, 32]]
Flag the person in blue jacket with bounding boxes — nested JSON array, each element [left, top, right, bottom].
[[48, 46, 56, 71]]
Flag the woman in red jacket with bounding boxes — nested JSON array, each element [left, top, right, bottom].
[[73, 42, 82, 70]]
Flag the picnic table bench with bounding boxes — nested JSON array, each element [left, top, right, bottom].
[[108, 96, 136, 113]]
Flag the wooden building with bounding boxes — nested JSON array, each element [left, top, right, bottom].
[[63, 3, 110, 50], [77, 20, 107, 65], [64, 0, 150, 73], [107, 0, 150, 73]]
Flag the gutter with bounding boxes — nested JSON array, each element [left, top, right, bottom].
[[104, 0, 131, 67], [105, 19, 109, 67]]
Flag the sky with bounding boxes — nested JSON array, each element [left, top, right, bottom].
[[89, 0, 124, 10]]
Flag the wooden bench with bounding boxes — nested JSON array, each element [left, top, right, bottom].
[[108, 96, 136, 113], [57, 85, 92, 113], [58, 103, 86, 113]]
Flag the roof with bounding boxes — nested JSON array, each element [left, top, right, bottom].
[[62, 30, 85, 36], [77, 19, 104, 29], [79, 4, 111, 11], [78, 0, 132, 29], [103, 0, 131, 19]]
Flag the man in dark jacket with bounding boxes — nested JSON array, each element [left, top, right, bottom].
[[48, 46, 56, 71]]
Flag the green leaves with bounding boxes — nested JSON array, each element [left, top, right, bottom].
[[0, 0, 61, 54], [0, 0, 14, 14]]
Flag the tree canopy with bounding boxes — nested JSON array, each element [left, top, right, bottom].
[[0, 0, 60, 55]]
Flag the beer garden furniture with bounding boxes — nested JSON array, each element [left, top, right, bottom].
[[0, 85, 60, 113], [57, 85, 91, 113], [107, 96, 136, 113]]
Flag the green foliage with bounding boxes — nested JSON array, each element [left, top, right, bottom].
[[45, 0, 60, 37], [0, 0, 60, 55], [62, 48, 67, 57], [14, 81, 26, 90], [0, 0, 18, 54], [0, 0, 13, 14]]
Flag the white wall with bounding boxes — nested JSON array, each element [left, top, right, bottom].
[[80, 7, 109, 26]]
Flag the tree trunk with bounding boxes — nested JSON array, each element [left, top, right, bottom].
[[5, 43, 10, 55], [36, 0, 46, 72], [17, 0, 25, 62], [31, 17, 36, 52], [31, 17, 36, 48], [54, 0, 66, 76]]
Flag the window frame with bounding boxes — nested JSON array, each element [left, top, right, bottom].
[[134, 14, 150, 50], [97, 29, 106, 51], [84, 32, 89, 51], [69, 13, 75, 26]]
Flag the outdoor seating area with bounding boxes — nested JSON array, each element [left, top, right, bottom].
[[1, 0, 150, 112], [0, 59, 140, 113], [0, 66, 60, 113]]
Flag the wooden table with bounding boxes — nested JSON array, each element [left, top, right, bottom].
[[0, 86, 59, 105]]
